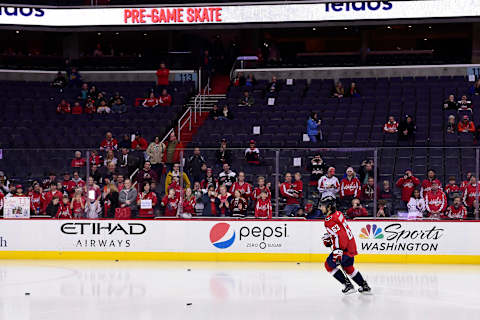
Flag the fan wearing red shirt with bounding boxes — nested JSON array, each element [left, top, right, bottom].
[[460, 172, 472, 192], [132, 132, 148, 151], [443, 197, 467, 219], [161, 188, 179, 217], [158, 89, 172, 107], [137, 182, 158, 218], [156, 63, 170, 88], [56, 196, 73, 219], [56, 99, 71, 114], [383, 116, 398, 133], [463, 176, 479, 215], [100, 132, 118, 151], [30, 183, 43, 214], [420, 169, 442, 198], [346, 198, 369, 219], [396, 169, 420, 203], [255, 190, 272, 219], [252, 176, 271, 204], [70, 190, 86, 218], [41, 183, 63, 213], [71, 101, 83, 115], [71, 151, 86, 168], [424, 181, 447, 217], [182, 188, 196, 216], [230, 171, 252, 201], [143, 92, 158, 108], [62, 173, 77, 198]]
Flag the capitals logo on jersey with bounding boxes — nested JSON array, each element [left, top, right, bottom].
[[210, 223, 235, 249]]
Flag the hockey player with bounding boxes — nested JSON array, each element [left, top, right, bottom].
[[320, 196, 371, 294]]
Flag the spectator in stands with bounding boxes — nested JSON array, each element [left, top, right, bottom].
[[163, 132, 182, 173], [360, 176, 375, 205], [230, 171, 252, 201], [85, 193, 102, 219], [331, 82, 344, 98], [62, 172, 76, 197], [42, 183, 63, 213], [88, 85, 98, 99], [231, 72, 245, 87], [307, 112, 322, 143], [318, 167, 340, 201], [109, 92, 125, 106], [376, 200, 391, 217], [52, 71, 67, 89], [186, 148, 207, 183], [462, 175, 478, 218], [219, 105, 233, 120], [71, 101, 83, 115], [72, 171, 85, 190], [396, 169, 420, 204], [181, 188, 196, 218], [255, 190, 272, 219], [146, 136, 166, 177], [101, 162, 118, 185], [56, 99, 71, 114], [93, 43, 103, 57], [111, 98, 127, 114], [218, 163, 237, 189], [383, 116, 399, 133], [444, 196, 467, 219], [119, 148, 138, 177], [143, 92, 158, 108], [346, 82, 360, 97], [156, 62, 170, 91], [397, 115, 416, 143], [0, 171, 10, 194], [245, 140, 261, 165], [346, 198, 368, 219], [252, 176, 271, 205], [470, 79, 480, 96], [67, 67, 82, 87], [84, 176, 101, 202], [115, 175, 125, 192], [78, 83, 89, 101], [445, 176, 461, 205], [280, 173, 301, 216], [230, 189, 248, 218], [340, 167, 361, 210], [132, 132, 148, 151], [457, 95, 473, 112], [378, 180, 394, 213], [137, 182, 158, 218], [102, 184, 119, 218], [461, 172, 473, 191], [458, 115, 475, 133], [245, 74, 256, 87], [217, 185, 232, 216], [193, 182, 204, 214], [97, 100, 111, 114], [158, 89, 172, 107], [117, 134, 130, 150], [71, 151, 86, 168], [104, 150, 117, 167], [421, 169, 442, 198], [407, 189, 426, 219], [119, 179, 137, 213], [443, 94, 458, 110], [359, 160, 374, 185], [425, 181, 447, 218], [90, 149, 102, 166], [90, 165, 102, 185], [85, 100, 96, 115], [201, 168, 218, 191], [446, 115, 457, 134], [161, 188, 180, 217], [238, 90, 254, 107], [216, 138, 232, 165], [266, 76, 280, 96], [165, 163, 190, 194], [135, 161, 158, 186], [201, 185, 220, 216], [308, 154, 328, 194], [95, 92, 107, 107], [70, 189, 85, 218], [209, 104, 222, 120], [46, 196, 60, 217], [100, 132, 118, 151]]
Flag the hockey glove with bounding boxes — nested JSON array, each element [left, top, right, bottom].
[[332, 249, 343, 264], [322, 233, 332, 247]]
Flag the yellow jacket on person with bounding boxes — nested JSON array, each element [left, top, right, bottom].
[[165, 171, 191, 194]]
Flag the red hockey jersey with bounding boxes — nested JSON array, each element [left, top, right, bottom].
[[71, 158, 86, 168], [444, 205, 467, 219], [324, 211, 358, 257], [30, 191, 42, 214], [425, 190, 447, 213], [42, 190, 64, 212], [279, 182, 301, 205], [463, 184, 479, 207], [230, 181, 252, 199], [100, 138, 118, 151], [444, 184, 461, 195], [162, 195, 179, 216], [255, 198, 272, 219], [137, 191, 158, 217], [56, 203, 72, 219], [340, 177, 361, 198], [396, 176, 420, 202], [252, 186, 271, 202], [421, 179, 443, 198], [182, 197, 196, 215]]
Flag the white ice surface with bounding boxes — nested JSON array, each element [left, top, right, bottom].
[[0, 261, 478, 320]]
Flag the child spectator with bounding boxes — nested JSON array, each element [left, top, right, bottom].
[[458, 115, 475, 133], [383, 116, 399, 133], [137, 182, 158, 218], [445, 176, 461, 205], [143, 92, 158, 108], [158, 89, 172, 107], [182, 188, 196, 217], [255, 190, 272, 219], [360, 177, 375, 203], [230, 190, 248, 218], [56, 195, 72, 219], [346, 198, 368, 219], [70, 189, 85, 218], [376, 200, 391, 217], [56, 99, 71, 114], [407, 189, 426, 219], [46, 196, 60, 217], [245, 140, 261, 165], [443, 196, 467, 219]]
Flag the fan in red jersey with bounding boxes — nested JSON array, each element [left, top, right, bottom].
[[100, 131, 118, 151], [420, 169, 443, 199], [254, 190, 272, 219], [424, 181, 447, 218], [136, 182, 158, 218], [320, 196, 371, 295], [29, 183, 43, 215], [462, 176, 479, 218], [230, 171, 252, 201], [252, 176, 271, 204], [443, 197, 467, 220]]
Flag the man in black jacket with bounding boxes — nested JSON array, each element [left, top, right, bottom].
[[186, 148, 207, 183]]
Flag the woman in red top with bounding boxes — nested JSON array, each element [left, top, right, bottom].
[[161, 188, 179, 217], [158, 89, 172, 107], [137, 182, 158, 218], [143, 92, 158, 108], [182, 188, 196, 216], [217, 185, 231, 216], [56, 99, 71, 114]]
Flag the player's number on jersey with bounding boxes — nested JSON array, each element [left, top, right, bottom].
[[337, 214, 354, 240]]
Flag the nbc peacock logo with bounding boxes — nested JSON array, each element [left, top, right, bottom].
[[359, 224, 384, 239]]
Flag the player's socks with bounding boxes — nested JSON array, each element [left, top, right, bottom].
[[351, 271, 366, 286], [332, 269, 348, 285]]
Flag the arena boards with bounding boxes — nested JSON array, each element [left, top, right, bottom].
[[0, 220, 478, 264]]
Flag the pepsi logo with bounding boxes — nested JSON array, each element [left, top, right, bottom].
[[210, 223, 235, 249]]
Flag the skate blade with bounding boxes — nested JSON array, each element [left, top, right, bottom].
[[358, 289, 373, 295], [343, 288, 356, 295]]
